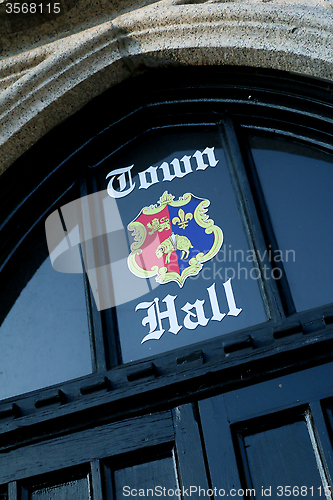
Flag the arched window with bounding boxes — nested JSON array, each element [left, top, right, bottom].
[[0, 66, 332, 400], [0, 66, 333, 500]]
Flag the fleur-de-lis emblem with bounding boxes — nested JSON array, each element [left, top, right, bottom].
[[172, 208, 193, 229]]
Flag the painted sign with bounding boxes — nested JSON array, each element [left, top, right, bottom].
[[135, 280, 242, 343], [125, 190, 243, 345], [46, 136, 267, 362], [127, 191, 223, 287], [106, 147, 219, 199]]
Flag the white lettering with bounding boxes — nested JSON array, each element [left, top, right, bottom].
[[106, 165, 135, 198], [170, 155, 193, 178], [182, 299, 209, 329], [136, 295, 182, 343], [136, 301, 158, 335], [193, 146, 219, 170], [138, 165, 159, 190], [223, 278, 242, 316], [207, 282, 226, 321], [106, 147, 219, 198], [159, 155, 193, 181], [159, 161, 173, 181], [136, 280, 242, 341]]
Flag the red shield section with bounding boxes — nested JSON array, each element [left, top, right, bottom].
[[134, 206, 181, 276]]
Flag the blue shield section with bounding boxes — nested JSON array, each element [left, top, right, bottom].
[[169, 197, 215, 274]]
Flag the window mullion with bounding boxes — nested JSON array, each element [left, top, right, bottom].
[[237, 128, 298, 317], [78, 174, 111, 372], [88, 173, 122, 368], [219, 115, 285, 322], [90, 460, 104, 500], [8, 482, 18, 500]]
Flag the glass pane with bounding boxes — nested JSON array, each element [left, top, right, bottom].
[[249, 135, 333, 312], [240, 419, 323, 497], [113, 456, 179, 499], [0, 225, 92, 401], [24, 475, 91, 500], [90, 128, 266, 362]]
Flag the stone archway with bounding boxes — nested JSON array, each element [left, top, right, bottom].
[[1, 0, 333, 174]]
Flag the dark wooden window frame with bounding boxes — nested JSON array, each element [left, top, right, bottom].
[[0, 66, 333, 453]]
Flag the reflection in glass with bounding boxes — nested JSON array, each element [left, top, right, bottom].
[[249, 136, 333, 312], [0, 230, 92, 401]]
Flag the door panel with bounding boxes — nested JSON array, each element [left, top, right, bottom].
[[0, 412, 174, 484], [199, 362, 333, 500], [21, 471, 92, 500], [235, 412, 325, 498], [0, 405, 210, 500], [105, 454, 179, 499], [102, 403, 210, 499], [1, 366, 332, 499]]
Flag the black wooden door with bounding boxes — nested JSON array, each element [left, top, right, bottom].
[[0, 404, 210, 500], [0, 362, 332, 499], [199, 361, 333, 499]]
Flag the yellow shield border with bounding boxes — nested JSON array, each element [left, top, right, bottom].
[[127, 191, 223, 287]]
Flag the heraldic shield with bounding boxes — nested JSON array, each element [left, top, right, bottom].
[[127, 192, 223, 287]]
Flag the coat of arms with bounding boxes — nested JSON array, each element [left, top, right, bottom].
[[127, 192, 223, 286]]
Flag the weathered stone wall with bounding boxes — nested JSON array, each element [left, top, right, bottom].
[[1, 0, 333, 174]]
